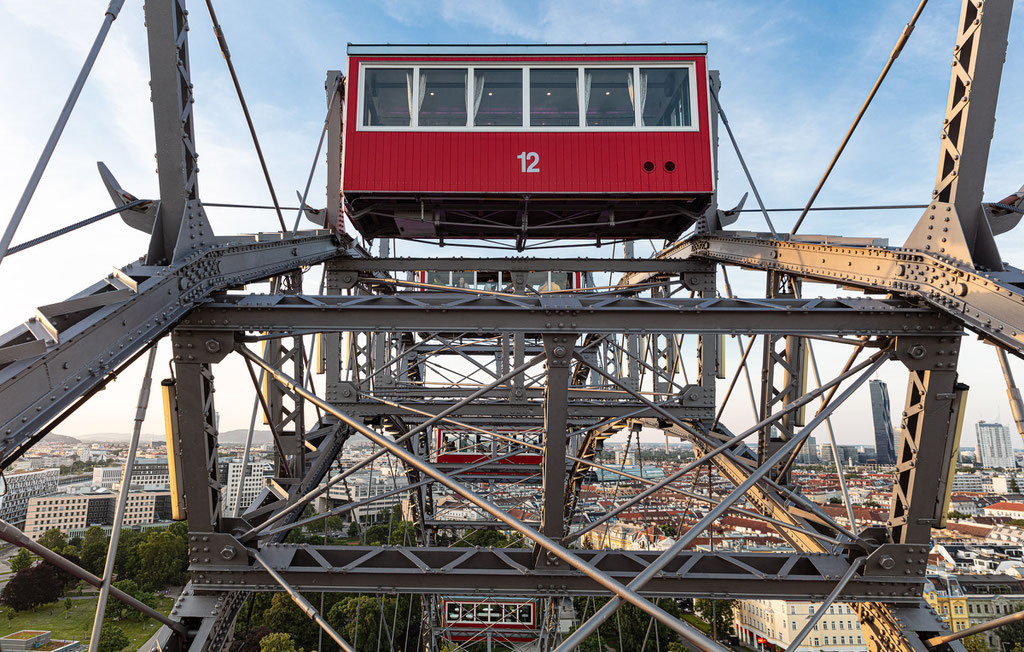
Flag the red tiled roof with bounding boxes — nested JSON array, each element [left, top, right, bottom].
[[984, 502, 1024, 512]]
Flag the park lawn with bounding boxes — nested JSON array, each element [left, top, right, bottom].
[[682, 613, 712, 634], [0, 595, 175, 652]]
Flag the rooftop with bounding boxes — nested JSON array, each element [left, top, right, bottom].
[[347, 43, 708, 56]]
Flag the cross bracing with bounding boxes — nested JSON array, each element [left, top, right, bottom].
[[0, 1, 1021, 651]]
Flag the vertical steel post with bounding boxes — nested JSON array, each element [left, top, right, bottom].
[[325, 71, 345, 231], [541, 334, 573, 541], [143, 0, 212, 265]]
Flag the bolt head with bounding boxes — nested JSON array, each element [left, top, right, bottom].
[[205, 339, 221, 353]]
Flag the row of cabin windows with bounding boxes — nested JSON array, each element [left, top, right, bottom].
[[363, 66, 691, 128], [423, 270, 573, 292], [445, 602, 533, 625]]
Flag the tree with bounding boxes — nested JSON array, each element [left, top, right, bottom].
[[570, 596, 682, 650], [9, 548, 32, 573], [259, 633, 300, 652], [963, 634, 990, 652], [0, 564, 63, 611], [694, 598, 737, 641], [136, 530, 188, 591], [36, 528, 68, 552], [113, 529, 146, 579], [64, 597, 73, 619], [1012, 476, 1021, 493], [105, 579, 156, 622], [97, 625, 130, 652], [828, 496, 844, 504], [80, 526, 109, 575]]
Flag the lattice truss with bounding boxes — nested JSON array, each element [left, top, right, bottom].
[[0, 1, 1022, 651]]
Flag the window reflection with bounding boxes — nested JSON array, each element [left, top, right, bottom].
[[530, 69, 579, 126], [641, 68, 691, 127], [419, 68, 467, 126], [585, 69, 635, 126], [473, 69, 523, 126], [363, 68, 412, 126]]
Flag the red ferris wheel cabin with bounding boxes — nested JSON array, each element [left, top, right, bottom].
[[342, 44, 714, 244]]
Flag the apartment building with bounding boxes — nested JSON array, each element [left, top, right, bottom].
[[976, 422, 1016, 469], [928, 574, 1024, 651], [24, 488, 171, 540], [0, 468, 59, 529], [221, 460, 273, 515], [734, 600, 867, 651], [92, 466, 122, 489]]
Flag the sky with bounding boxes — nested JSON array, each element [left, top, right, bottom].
[[0, 0, 1022, 446]]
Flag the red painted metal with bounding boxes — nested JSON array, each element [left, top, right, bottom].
[[342, 55, 713, 196]]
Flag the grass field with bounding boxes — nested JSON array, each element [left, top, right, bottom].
[[0, 595, 174, 651]]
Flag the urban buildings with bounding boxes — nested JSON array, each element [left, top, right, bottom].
[[868, 379, 897, 465], [976, 421, 1016, 469], [734, 600, 867, 651], [0, 468, 58, 529], [92, 466, 122, 489], [91, 458, 171, 489], [23, 488, 172, 539], [220, 459, 274, 515]]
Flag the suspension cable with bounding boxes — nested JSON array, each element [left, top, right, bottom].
[[0, 0, 126, 269], [203, 0, 287, 231], [790, 0, 930, 235]]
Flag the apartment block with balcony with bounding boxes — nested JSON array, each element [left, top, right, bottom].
[[0, 468, 59, 529]]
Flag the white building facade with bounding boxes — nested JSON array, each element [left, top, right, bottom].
[[976, 422, 1016, 469], [734, 600, 867, 651], [221, 460, 273, 515]]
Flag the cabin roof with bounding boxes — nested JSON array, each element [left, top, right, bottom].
[[347, 43, 708, 57]]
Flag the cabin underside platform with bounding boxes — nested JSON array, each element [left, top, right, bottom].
[[344, 193, 711, 243]]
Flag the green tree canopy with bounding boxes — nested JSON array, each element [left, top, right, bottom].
[[136, 529, 188, 591], [259, 632, 300, 652], [8, 548, 32, 573], [97, 625, 130, 652], [36, 528, 68, 552], [694, 598, 737, 641], [80, 526, 109, 576], [0, 564, 63, 611]]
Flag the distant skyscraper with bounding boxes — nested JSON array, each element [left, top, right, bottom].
[[976, 422, 1016, 469], [869, 380, 897, 465]]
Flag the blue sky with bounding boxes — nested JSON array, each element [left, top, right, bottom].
[[0, 0, 1022, 443]]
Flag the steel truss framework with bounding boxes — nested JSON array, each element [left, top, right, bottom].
[[0, 1, 1020, 651]]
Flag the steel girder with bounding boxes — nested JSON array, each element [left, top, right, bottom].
[[183, 293, 960, 335], [0, 230, 348, 471], [187, 544, 925, 602], [659, 234, 1024, 356]]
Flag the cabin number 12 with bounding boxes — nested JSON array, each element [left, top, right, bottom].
[[517, 152, 540, 173]]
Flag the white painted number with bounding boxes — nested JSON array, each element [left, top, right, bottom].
[[517, 151, 540, 173]]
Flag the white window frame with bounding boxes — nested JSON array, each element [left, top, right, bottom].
[[356, 60, 700, 133]]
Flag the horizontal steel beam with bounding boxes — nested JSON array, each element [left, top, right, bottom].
[[185, 294, 959, 336], [328, 257, 714, 273], [0, 231, 350, 469], [666, 234, 1024, 355], [193, 545, 923, 602]]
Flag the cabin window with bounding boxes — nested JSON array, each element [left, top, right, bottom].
[[418, 68, 467, 126], [530, 69, 579, 126], [584, 68, 635, 126], [641, 67, 691, 126], [363, 68, 412, 126], [473, 69, 523, 126]]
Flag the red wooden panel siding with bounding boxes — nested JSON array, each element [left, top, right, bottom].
[[343, 55, 713, 196]]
